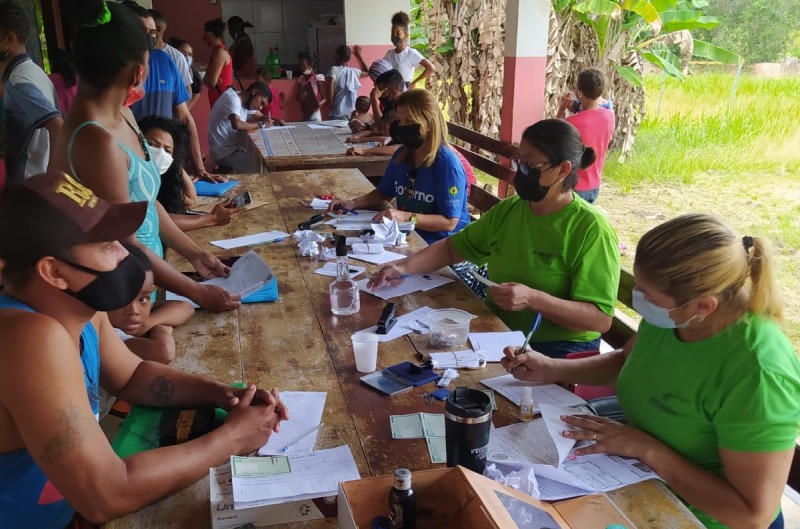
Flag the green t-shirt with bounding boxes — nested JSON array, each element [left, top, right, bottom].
[[617, 315, 800, 529], [449, 193, 620, 343]]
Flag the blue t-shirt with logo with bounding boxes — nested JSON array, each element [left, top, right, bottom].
[[377, 146, 470, 244], [131, 48, 189, 120]]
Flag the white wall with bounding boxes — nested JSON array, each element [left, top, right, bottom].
[[343, 0, 409, 45]]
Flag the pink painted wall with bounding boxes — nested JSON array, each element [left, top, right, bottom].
[[152, 0, 221, 65]]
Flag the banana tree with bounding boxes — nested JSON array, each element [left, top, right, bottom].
[[547, 0, 740, 153]]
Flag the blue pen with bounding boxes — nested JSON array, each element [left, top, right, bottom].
[[338, 207, 359, 215], [519, 312, 542, 352]]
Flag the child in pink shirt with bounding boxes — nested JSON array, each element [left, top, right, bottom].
[[559, 68, 615, 204]]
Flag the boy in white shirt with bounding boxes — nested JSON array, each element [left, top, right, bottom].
[[325, 45, 369, 120], [208, 82, 271, 173]]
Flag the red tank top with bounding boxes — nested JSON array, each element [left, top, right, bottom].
[[208, 43, 233, 108]]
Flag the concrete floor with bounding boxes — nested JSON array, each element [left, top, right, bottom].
[[784, 486, 800, 529]]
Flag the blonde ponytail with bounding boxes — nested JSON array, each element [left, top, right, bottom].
[[746, 236, 784, 325]]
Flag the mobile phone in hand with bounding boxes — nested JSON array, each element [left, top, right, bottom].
[[227, 191, 252, 209]]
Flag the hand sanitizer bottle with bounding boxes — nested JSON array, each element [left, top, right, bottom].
[[519, 386, 535, 422], [329, 235, 360, 316]]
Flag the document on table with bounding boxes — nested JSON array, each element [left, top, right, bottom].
[[357, 274, 453, 300], [325, 209, 379, 223], [390, 413, 445, 439], [468, 331, 526, 362], [309, 198, 332, 209], [258, 392, 326, 455], [427, 437, 446, 464], [539, 403, 583, 467], [349, 250, 407, 265], [429, 350, 485, 369], [488, 418, 561, 467], [166, 251, 273, 307], [211, 230, 290, 250], [231, 445, 360, 506], [313, 262, 366, 278], [481, 375, 587, 410], [357, 306, 434, 342]]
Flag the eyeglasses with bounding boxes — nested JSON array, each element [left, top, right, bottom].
[[405, 169, 418, 199], [513, 159, 555, 176]]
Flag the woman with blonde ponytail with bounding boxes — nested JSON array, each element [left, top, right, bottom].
[[502, 213, 799, 529]]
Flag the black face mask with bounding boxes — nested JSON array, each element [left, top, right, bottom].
[[514, 164, 553, 203], [391, 35, 405, 46], [390, 122, 424, 151], [60, 253, 146, 312]]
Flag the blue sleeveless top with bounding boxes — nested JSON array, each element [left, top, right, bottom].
[[67, 119, 163, 258], [0, 295, 101, 529]]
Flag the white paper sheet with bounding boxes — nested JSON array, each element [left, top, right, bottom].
[[488, 419, 561, 466], [351, 243, 385, 254], [357, 306, 434, 342], [231, 445, 360, 505], [326, 209, 380, 223], [309, 198, 332, 209], [429, 350, 485, 369], [539, 403, 582, 467], [349, 250, 407, 265], [357, 274, 453, 300], [468, 331, 526, 362], [312, 262, 367, 278], [165, 251, 273, 308], [258, 392, 326, 455], [211, 231, 290, 250], [480, 375, 587, 411]]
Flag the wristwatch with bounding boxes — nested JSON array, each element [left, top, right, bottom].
[[410, 214, 418, 224]]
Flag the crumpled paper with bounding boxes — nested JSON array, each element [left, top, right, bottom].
[[361, 218, 400, 244], [320, 247, 337, 260], [484, 462, 539, 497], [293, 230, 325, 257]]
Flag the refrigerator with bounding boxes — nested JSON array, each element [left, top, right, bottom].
[[308, 24, 346, 75]]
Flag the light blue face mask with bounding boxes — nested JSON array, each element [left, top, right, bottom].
[[632, 288, 699, 329]]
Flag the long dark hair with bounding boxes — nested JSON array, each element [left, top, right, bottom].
[[49, 48, 77, 88], [521, 119, 596, 192], [138, 116, 191, 214], [61, 0, 150, 90]]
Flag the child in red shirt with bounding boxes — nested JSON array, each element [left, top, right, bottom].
[[559, 68, 615, 204]]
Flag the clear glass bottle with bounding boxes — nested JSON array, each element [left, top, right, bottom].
[[329, 235, 360, 316], [388, 468, 416, 529]]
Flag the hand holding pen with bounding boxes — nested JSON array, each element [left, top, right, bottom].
[[367, 265, 408, 290], [327, 196, 356, 214]]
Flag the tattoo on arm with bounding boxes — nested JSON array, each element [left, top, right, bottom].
[[41, 402, 88, 463], [150, 376, 175, 405]]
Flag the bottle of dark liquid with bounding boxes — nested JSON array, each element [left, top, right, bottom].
[[388, 468, 416, 529]]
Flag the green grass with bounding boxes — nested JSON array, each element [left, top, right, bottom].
[[601, 72, 800, 353]]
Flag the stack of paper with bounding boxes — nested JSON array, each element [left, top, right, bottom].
[[259, 392, 327, 455], [211, 231, 290, 250], [468, 332, 526, 362], [356, 273, 454, 299], [486, 408, 661, 501], [309, 198, 332, 209], [390, 413, 447, 464], [312, 262, 367, 278], [480, 375, 587, 410], [348, 250, 407, 265], [166, 251, 274, 307], [429, 350, 486, 369], [230, 445, 360, 508]]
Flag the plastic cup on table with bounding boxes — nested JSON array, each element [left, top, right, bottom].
[[285, 70, 293, 80], [351, 333, 380, 373]]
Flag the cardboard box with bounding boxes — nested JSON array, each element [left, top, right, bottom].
[[209, 465, 338, 529], [338, 466, 636, 529]]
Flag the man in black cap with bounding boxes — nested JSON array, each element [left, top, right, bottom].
[[0, 172, 287, 528]]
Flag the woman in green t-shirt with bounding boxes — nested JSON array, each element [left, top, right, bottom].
[[368, 119, 621, 358], [502, 213, 800, 529]]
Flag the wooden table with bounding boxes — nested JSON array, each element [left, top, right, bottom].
[[247, 124, 391, 178], [108, 170, 702, 529]]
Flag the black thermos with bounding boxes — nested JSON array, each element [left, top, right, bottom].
[[388, 468, 416, 529], [444, 387, 493, 473]]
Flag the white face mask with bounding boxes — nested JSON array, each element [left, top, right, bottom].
[[303, 68, 313, 76], [149, 145, 174, 175], [185, 55, 193, 68], [631, 288, 699, 329]]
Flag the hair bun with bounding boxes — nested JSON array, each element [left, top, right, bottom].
[[391, 11, 410, 27], [580, 146, 596, 169]]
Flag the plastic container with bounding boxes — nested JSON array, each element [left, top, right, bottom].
[[427, 309, 471, 349]]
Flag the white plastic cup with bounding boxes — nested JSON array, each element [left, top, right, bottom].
[[352, 333, 380, 373], [285, 70, 293, 80]]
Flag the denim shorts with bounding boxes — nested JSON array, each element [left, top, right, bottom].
[[575, 187, 600, 204]]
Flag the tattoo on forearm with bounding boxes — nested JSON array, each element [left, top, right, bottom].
[[41, 402, 88, 463], [150, 376, 175, 405]]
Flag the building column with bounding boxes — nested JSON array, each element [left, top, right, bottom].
[[343, 0, 409, 97], [500, 0, 550, 143]]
